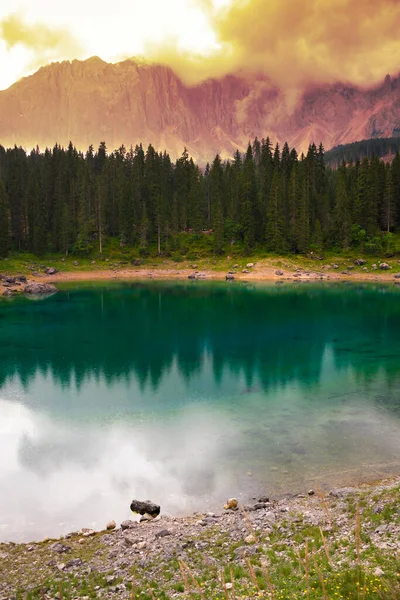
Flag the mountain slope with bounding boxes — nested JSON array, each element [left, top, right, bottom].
[[0, 57, 399, 160]]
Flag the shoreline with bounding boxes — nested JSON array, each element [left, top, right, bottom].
[[1, 475, 399, 597], [35, 265, 400, 285]]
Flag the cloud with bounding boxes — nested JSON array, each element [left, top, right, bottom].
[[0, 13, 82, 67], [150, 0, 400, 90]]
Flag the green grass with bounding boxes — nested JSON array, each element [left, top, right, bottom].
[[1, 232, 400, 277], [3, 484, 399, 599]]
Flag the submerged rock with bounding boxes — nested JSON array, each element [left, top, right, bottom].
[[24, 282, 57, 295]]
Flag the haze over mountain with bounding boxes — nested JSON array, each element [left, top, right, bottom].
[[0, 57, 399, 161]]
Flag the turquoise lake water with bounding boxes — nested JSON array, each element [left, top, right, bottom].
[[1, 281, 400, 541]]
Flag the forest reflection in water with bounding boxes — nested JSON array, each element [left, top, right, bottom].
[[0, 281, 400, 541]]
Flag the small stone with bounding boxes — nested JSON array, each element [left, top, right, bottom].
[[66, 558, 83, 568], [57, 563, 66, 571], [226, 273, 235, 281], [155, 529, 171, 538], [374, 567, 385, 577], [123, 536, 134, 547], [82, 528, 96, 537], [140, 514, 154, 522], [51, 542, 71, 554], [78, 538, 85, 544], [258, 496, 270, 503], [106, 575, 116, 585], [245, 534, 256, 544], [137, 541, 147, 550], [73, 261, 79, 266], [246, 263, 254, 268], [275, 270, 284, 276], [224, 498, 238, 510], [225, 583, 233, 590], [308, 489, 315, 496], [106, 520, 116, 531], [121, 520, 137, 530]]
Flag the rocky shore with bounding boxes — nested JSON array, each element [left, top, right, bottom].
[[0, 273, 57, 297], [1, 477, 399, 599]]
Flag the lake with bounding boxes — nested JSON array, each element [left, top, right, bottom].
[[1, 280, 400, 542]]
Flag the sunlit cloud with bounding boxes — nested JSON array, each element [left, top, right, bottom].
[[0, 0, 400, 91]]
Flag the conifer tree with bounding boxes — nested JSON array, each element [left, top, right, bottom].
[[0, 179, 11, 257]]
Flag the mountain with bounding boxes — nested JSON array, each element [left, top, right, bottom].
[[0, 57, 399, 160]]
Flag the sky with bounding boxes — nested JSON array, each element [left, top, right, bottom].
[[1, 0, 400, 91]]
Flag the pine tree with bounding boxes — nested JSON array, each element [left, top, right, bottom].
[[241, 144, 257, 252], [332, 168, 352, 249], [265, 170, 286, 252], [0, 179, 11, 257]]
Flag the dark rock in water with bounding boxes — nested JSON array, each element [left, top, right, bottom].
[[24, 282, 57, 295], [130, 499, 160, 517], [226, 274, 235, 281], [254, 502, 269, 510], [45, 267, 58, 275], [258, 496, 270, 503]]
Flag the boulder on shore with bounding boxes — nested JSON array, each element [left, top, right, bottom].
[[224, 498, 238, 510], [130, 499, 160, 517], [24, 282, 58, 295]]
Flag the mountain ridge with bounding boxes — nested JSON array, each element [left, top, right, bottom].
[[0, 57, 399, 160]]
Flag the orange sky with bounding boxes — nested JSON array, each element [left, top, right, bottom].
[[1, 0, 400, 91]]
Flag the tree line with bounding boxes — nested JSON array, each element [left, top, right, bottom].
[[325, 137, 400, 168], [1, 139, 400, 258]]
